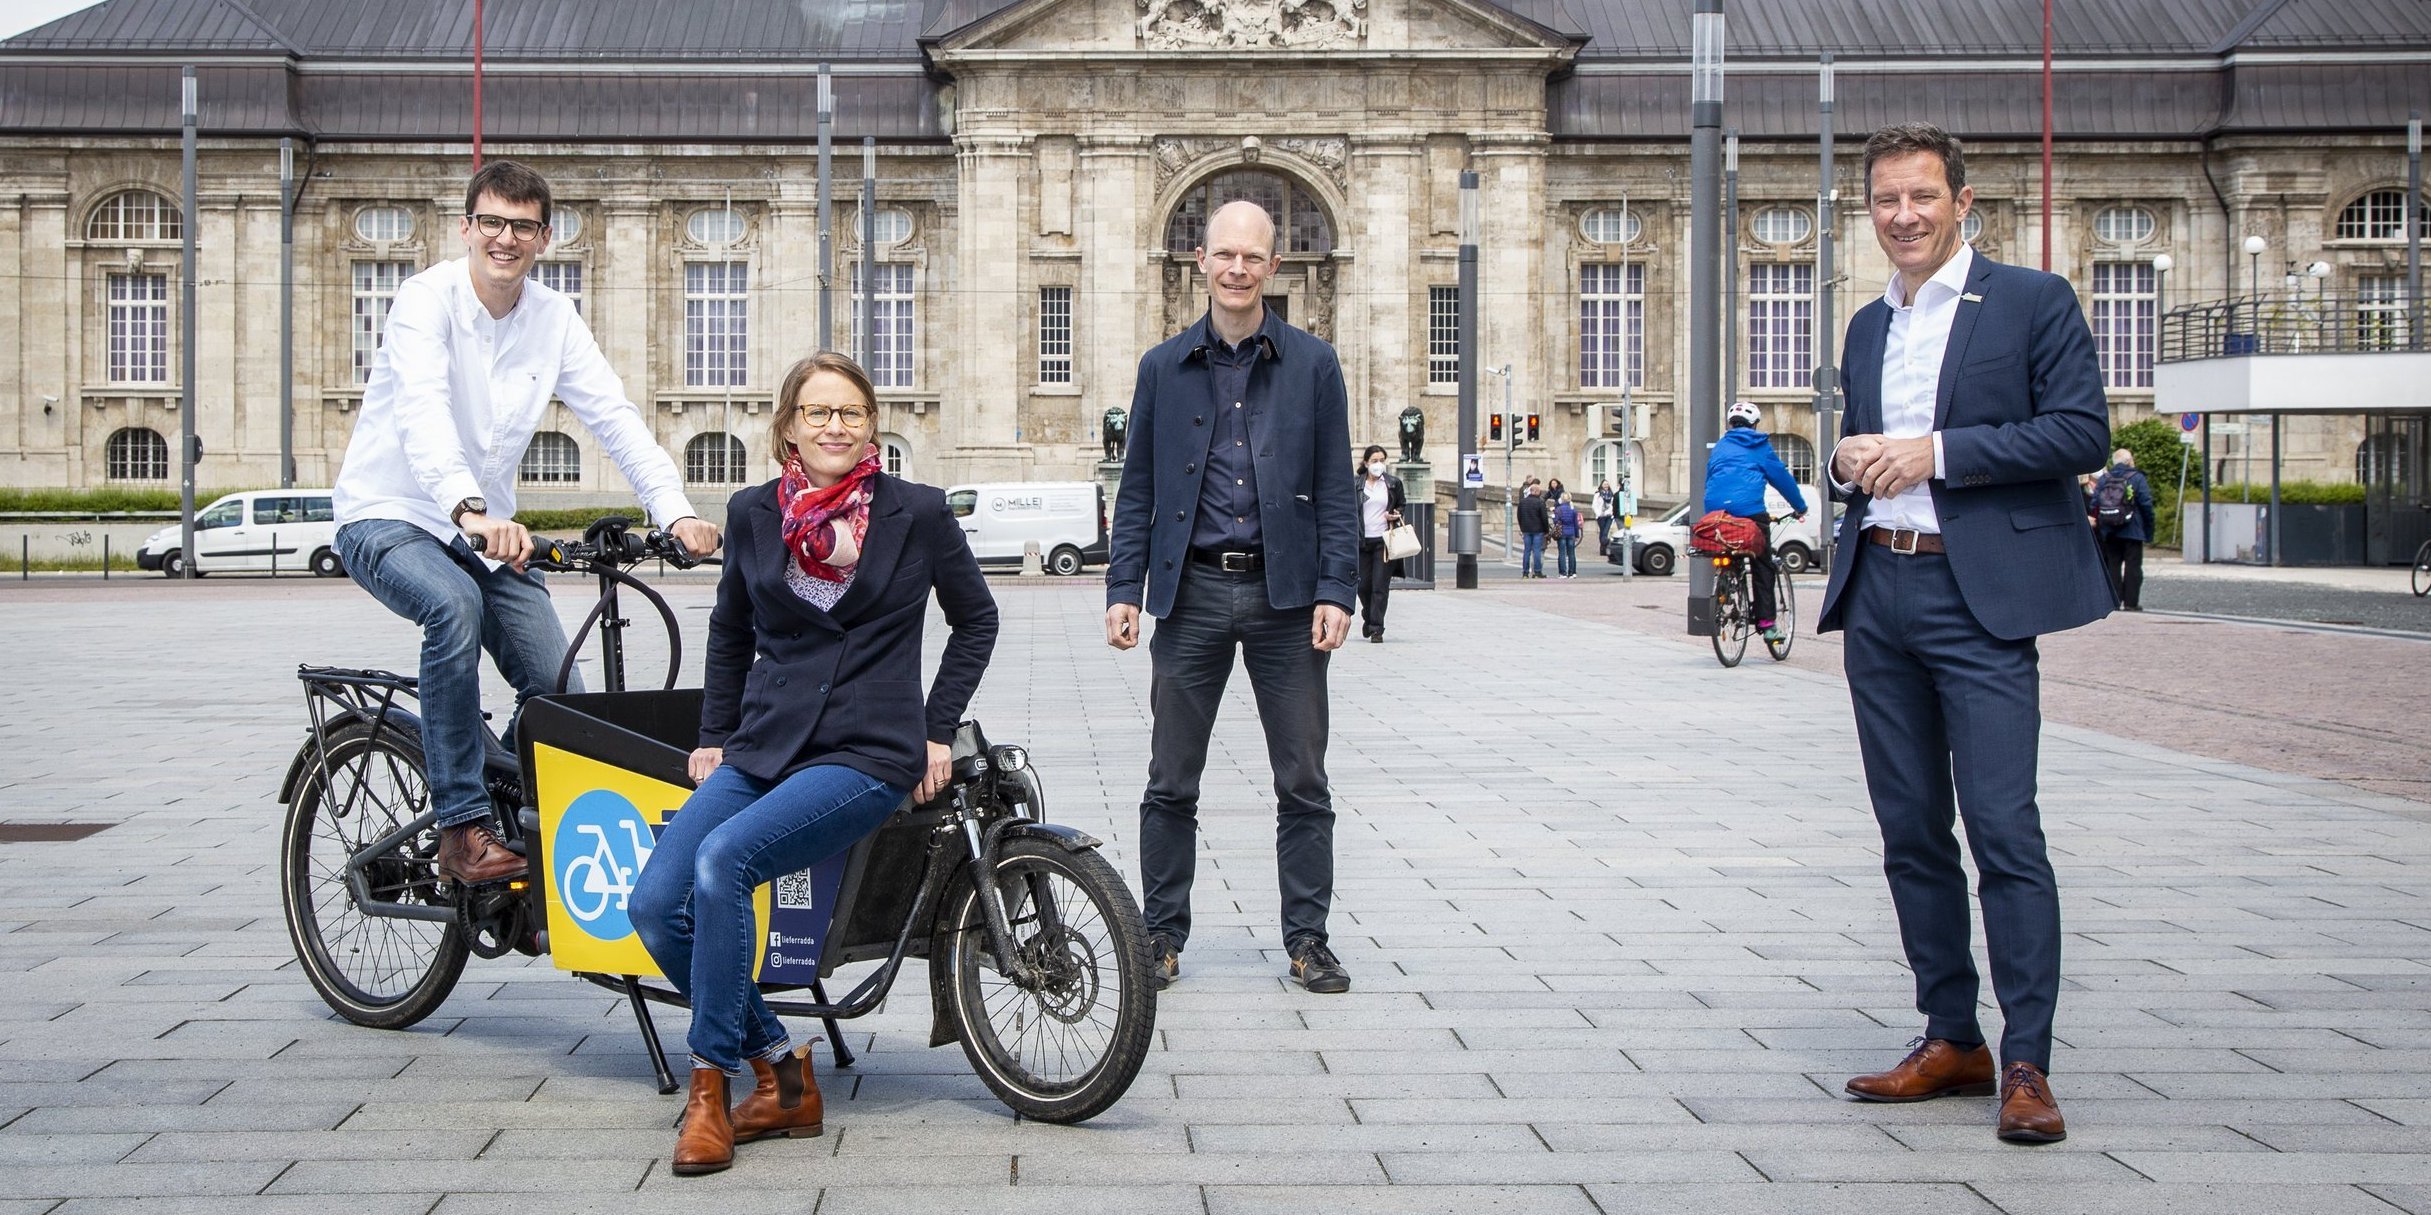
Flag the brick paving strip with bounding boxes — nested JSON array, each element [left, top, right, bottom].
[[1, 576, 2427, 1213]]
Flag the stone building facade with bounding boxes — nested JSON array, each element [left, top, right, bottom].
[[4, 0, 2427, 509]]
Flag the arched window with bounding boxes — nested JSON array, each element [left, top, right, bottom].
[[687, 207, 745, 246], [353, 206, 413, 243], [105, 427, 169, 480], [550, 206, 583, 243], [879, 435, 909, 477], [685, 432, 747, 484], [1163, 168, 1333, 256], [1959, 212, 1985, 244], [862, 207, 912, 246], [2337, 190, 2431, 241], [1751, 206, 1812, 245], [519, 430, 580, 484], [2093, 206, 2157, 245], [87, 190, 181, 241], [1773, 433, 1818, 486], [1581, 207, 1640, 245]]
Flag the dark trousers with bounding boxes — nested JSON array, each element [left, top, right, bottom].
[[1357, 536, 1393, 635], [1739, 515, 1780, 624], [1842, 548, 2061, 1071], [2099, 534, 2144, 609], [1140, 564, 1335, 951]]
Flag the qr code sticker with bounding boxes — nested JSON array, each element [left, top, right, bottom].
[[774, 868, 816, 910]]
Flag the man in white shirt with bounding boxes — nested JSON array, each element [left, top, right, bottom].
[[1814, 124, 2114, 1144], [331, 160, 720, 885]]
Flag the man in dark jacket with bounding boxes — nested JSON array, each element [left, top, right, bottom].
[[1515, 481, 1549, 578], [2092, 449, 2156, 611], [1703, 401, 1808, 638]]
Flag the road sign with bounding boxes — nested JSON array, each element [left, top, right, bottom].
[[2179, 412, 2201, 432]]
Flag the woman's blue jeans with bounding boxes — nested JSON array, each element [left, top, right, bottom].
[[630, 763, 906, 1073]]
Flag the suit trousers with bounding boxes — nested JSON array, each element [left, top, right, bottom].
[[1842, 548, 2062, 1071], [1139, 563, 1335, 951]]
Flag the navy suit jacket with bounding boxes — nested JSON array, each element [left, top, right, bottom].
[[1106, 311, 1359, 618], [700, 474, 998, 791], [1817, 254, 2115, 641]]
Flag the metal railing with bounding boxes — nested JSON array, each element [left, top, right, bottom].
[[2160, 292, 2421, 362]]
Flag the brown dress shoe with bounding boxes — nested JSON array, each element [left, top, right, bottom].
[[1997, 1061, 2067, 1143], [671, 1067, 735, 1175], [1844, 1038, 1997, 1102], [729, 1046, 824, 1143], [434, 822, 523, 885]]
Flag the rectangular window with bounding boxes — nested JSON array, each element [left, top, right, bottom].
[[685, 261, 749, 387], [1039, 286, 1073, 384], [852, 263, 916, 388], [1747, 262, 1815, 389], [106, 272, 170, 384], [532, 260, 584, 316], [2090, 261, 2157, 389], [1427, 285, 1460, 384], [351, 261, 414, 385], [2359, 274, 2407, 351], [1579, 263, 1645, 389]]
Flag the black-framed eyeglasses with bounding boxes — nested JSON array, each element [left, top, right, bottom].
[[466, 213, 547, 242], [799, 404, 874, 428]]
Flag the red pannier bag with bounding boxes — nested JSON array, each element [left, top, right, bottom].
[[1689, 510, 1762, 556]]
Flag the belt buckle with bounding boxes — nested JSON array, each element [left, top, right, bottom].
[[1220, 552, 1253, 572], [1890, 528, 1919, 556]]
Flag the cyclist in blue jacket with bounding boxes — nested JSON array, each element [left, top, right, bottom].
[[1703, 401, 1808, 641]]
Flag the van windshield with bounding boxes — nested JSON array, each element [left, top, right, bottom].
[[946, 490, 976, 519]]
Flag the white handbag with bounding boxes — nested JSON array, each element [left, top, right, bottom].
[[1381, 523, 1422, 562]]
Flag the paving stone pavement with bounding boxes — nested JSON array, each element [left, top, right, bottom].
[[3, 574, 2430, 1213]]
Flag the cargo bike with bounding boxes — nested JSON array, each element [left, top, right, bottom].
[[274, 517, 1155, 1122]]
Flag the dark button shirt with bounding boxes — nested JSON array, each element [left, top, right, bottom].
[[1187, 315, 1278, 552]]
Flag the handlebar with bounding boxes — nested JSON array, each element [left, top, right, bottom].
[[463, 517, 712, 571]]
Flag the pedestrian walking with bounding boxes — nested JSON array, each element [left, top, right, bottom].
[[2091, 449, 2155, 611], [1354, 444, 1406, 641], [1515, 481, 1548, 578], [1593, 479, 1616, 554], [1553, 492, 1582, 577]]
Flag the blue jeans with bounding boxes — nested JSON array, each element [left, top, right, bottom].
[[1520, 531, 1546, 575], [334, 519, 576, 829], [1140, 565, 1334, 950], [1555, 535, 1578, 576], [631, 763, 906, 1073]]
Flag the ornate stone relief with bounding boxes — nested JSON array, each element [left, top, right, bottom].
[[1138, 0, 1366, 50], [1152, 134, 1350, 195]]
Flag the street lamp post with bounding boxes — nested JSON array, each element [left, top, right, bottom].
[[2151, 251, 2172, 362], [1685, 0, 1725, 636], [2243, 233, 2266, 344]]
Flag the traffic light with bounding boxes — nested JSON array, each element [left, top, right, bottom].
[[1488, 414, 1503, 443], [1525, 413, 1540, 442]]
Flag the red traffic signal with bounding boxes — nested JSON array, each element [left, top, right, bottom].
[[1525, 413, 1541, 442], [1489, 414, 1504, 442]]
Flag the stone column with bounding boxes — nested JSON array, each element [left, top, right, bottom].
[[1349, 134, 1422, 461], [1078, 132, 1154, 473], [1474, 132, 1550, 480], [952, 132, 1033, 482], [596, 199, 658, 493]]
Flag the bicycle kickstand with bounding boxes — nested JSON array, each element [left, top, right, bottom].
[[621, 975, 679, 1095], [811, 979, 855, 1069]]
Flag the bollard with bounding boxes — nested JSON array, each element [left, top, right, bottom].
[[20, 535, 25, 580], [270, 530, 279, 577], [1020, 539, 1044, 577], [103, 535, 110, 580]]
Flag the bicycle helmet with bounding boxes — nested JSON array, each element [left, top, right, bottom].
[[1725, 401, 1762, 429]]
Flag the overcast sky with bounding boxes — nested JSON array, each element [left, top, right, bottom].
[[1, 0, 103, 41]]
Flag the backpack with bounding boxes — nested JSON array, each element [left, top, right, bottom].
[[2094, 474, 2134, 527]]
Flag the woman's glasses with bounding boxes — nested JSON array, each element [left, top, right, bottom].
[[798, 404, 873, 427]]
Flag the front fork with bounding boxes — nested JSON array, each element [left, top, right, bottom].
[[958, 812, 1049, 990]]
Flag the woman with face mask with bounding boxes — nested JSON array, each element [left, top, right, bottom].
[[1353, 444, 1407, 642]]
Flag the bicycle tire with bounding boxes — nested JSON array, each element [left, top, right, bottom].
[[1766, 568, 1797, 661], [1711, 563, 1748, 668], [942, 838, 1155, 1124], [2414, 539, 2431, 597], [279, 722, 469, 1030]]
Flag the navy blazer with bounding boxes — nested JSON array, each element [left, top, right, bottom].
[[1817, 254, 2115, 641], [1106, 311, 1359, 618], [699, 474, 998, 791]]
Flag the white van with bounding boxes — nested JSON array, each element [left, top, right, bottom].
[[945, 481, 1109, 576], [136, 489, 343, 578]]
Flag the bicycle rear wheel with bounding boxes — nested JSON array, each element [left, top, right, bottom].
[[280, 722, 468, 1029], [2414, 539, 2430, 597], [1766, 568, 1797, 661], [1711, 562, 1749, 668]]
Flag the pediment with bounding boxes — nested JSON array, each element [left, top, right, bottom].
[[930, 0, 1584, 57]]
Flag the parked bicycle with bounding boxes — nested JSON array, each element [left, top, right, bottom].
[[276, 516, 1155, 1122], [1691, 512, 1797, 668]]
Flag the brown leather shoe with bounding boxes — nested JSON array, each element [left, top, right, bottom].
[[671, 1067, 734, 1175], [730, 1046, 824, 1143], [1997, 1061, 2067, 1143], [1844, 1038, 1997, 1103], [434, 822, 523, 885]]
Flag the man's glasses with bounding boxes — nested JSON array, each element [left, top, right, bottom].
[[466, 213, 547, 242], [798, 404, 873, 427]]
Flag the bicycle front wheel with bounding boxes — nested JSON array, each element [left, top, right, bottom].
[[279, 722, 468, 1029], [1766, 568, 1797, 661], [1711, 564, 1749, 668], [2414, 540, 2430, 597], [943, 838, 1155, 1124]]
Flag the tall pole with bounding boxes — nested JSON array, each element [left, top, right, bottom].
[[1724, 129, 1740, 400], [178, 66, 198, 579], [816, 64, 834, 351], [2409, 112, 2422, 347], [1451, 171, 1481, 589], [471, 0, 484, 169], [278, 137, 294, 488], [1813, 54, 1839, 580], [1686, 0, 1724, 634], [2039, 0, 2053, 270], [861, 137, 878, 368]]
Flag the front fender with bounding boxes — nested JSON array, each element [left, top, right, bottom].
[[922, 819, 1103, 1049], [999, 820, 1101, 853]]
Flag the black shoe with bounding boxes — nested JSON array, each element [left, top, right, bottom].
[[1145, 934, 1179, 990], [1286, 936, 1350, 994], [1368, 630, 1383, 643]]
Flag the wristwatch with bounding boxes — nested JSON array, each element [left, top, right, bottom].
[[450, 497, 487, 526]]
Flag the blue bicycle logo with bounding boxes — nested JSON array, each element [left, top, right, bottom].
[[554, 790, 656, 941]]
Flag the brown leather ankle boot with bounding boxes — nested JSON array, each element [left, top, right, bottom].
[[730, 1045, 824, 1142], [671, 1067, 735, 1175]]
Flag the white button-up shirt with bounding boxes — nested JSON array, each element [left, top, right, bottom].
[[1850, 243, 1972, 533], [333, 258, 695, 556]]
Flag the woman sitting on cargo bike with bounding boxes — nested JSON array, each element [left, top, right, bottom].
[[624, 351, 996, 1175]]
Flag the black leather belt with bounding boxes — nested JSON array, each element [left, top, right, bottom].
[[1189, 548, 1265, 572], [1864, 526, 1948, 555]]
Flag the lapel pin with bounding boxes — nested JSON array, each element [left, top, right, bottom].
[[1961, 292, 1985, 303]]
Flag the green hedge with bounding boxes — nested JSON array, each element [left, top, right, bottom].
[[2110, 418, 2203, 492], [515, 505, 656, 533], [0, 487, 259, 514]]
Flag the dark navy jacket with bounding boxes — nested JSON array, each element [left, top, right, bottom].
[[1106, 311, 1358, 618], [1817, 254, 2115, 641], [699, 474, 998, 790], [2094, 464, 2157, 544]]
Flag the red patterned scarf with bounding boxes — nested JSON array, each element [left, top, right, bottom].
[[777, 444, 883, 582]]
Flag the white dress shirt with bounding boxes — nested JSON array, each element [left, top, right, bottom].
[[333, 258, 695, 556], [1844, 244, 1972, 534]]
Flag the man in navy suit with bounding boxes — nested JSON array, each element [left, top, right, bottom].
[[1105, 200, 1360, 996], [1817, 123, 2114, 1143]]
